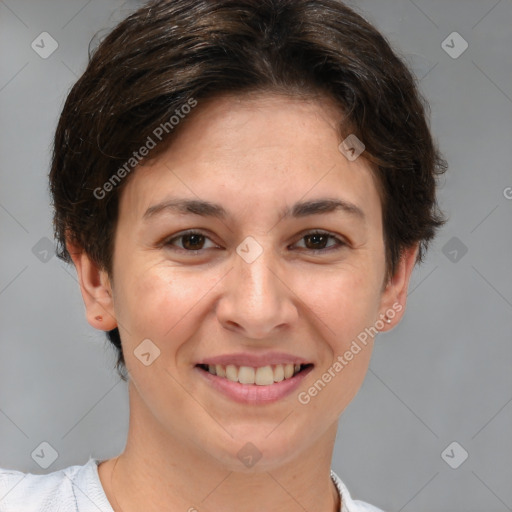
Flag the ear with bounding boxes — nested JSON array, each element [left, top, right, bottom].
[[377, 243, 419, 332], [66, 237, 117, 332]]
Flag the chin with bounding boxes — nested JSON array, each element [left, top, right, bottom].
[[204, 427, 309, 473]]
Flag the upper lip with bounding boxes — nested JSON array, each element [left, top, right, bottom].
[[195, 352, 313, 367]]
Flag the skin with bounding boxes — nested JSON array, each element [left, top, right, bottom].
[[67, 92, 418, 512]]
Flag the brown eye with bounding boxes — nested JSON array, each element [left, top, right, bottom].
[[294, 231, 346, 253], [180, 233, 206, 250], [164, 230, 217, 252], [304, 233, 330, 250]]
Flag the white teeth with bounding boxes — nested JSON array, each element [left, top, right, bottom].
[[255, 366, 274, 385], [273, 364, 284, 382], [226, 364, 238, 382], [238, 366, 255, 384], [204, 363, 304, 385]]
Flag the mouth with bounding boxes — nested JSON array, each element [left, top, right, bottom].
[[194, 362, 315, 404], [195, 363, 314, 386]]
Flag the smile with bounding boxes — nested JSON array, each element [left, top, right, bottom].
[[196, 363, 313, 385], [194, 363, 315, 404]]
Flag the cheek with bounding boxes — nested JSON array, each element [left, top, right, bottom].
[[127, 268, 197, 334], [295, 270, 379, 419], [116, 264, 223, 358], [297, 264, 382, 338]]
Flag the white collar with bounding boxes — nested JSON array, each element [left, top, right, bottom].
[[331, 469, 353, 512], [82, 458, 372, 512]]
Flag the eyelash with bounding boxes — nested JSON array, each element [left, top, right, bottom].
[[163, 229, 347, 255]]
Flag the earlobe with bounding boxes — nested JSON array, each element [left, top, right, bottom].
[[377, 243, 419, 332], [66, 238, 117, 332]]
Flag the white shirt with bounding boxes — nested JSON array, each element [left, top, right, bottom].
[[0, 458, 384, 512]]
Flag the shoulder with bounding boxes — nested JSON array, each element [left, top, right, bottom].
[[0, 458, 113, 512], [331, 469, 386, 512], [0, 461, 81, 511]]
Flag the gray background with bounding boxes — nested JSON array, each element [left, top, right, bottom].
[[1, 0, 511, 511]]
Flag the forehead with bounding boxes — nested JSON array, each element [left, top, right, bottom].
[[117, 92, 382, 226]]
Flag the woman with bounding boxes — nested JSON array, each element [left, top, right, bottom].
[[0, 0, 447, 510]]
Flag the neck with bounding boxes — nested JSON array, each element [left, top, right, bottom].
[[100, 381, 341, 512]]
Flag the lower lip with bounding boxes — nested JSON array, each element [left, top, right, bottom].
[[194, 365, 314, 404]]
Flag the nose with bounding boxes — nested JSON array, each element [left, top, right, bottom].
[[216, 239, 299, 339]]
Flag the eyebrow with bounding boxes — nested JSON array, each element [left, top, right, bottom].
[[143, 197, 365, 222]]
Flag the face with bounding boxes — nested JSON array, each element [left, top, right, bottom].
[[72, 92, 417, 472]]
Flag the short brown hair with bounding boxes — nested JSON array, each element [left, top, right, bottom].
[[49, 0, 447, 380]]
